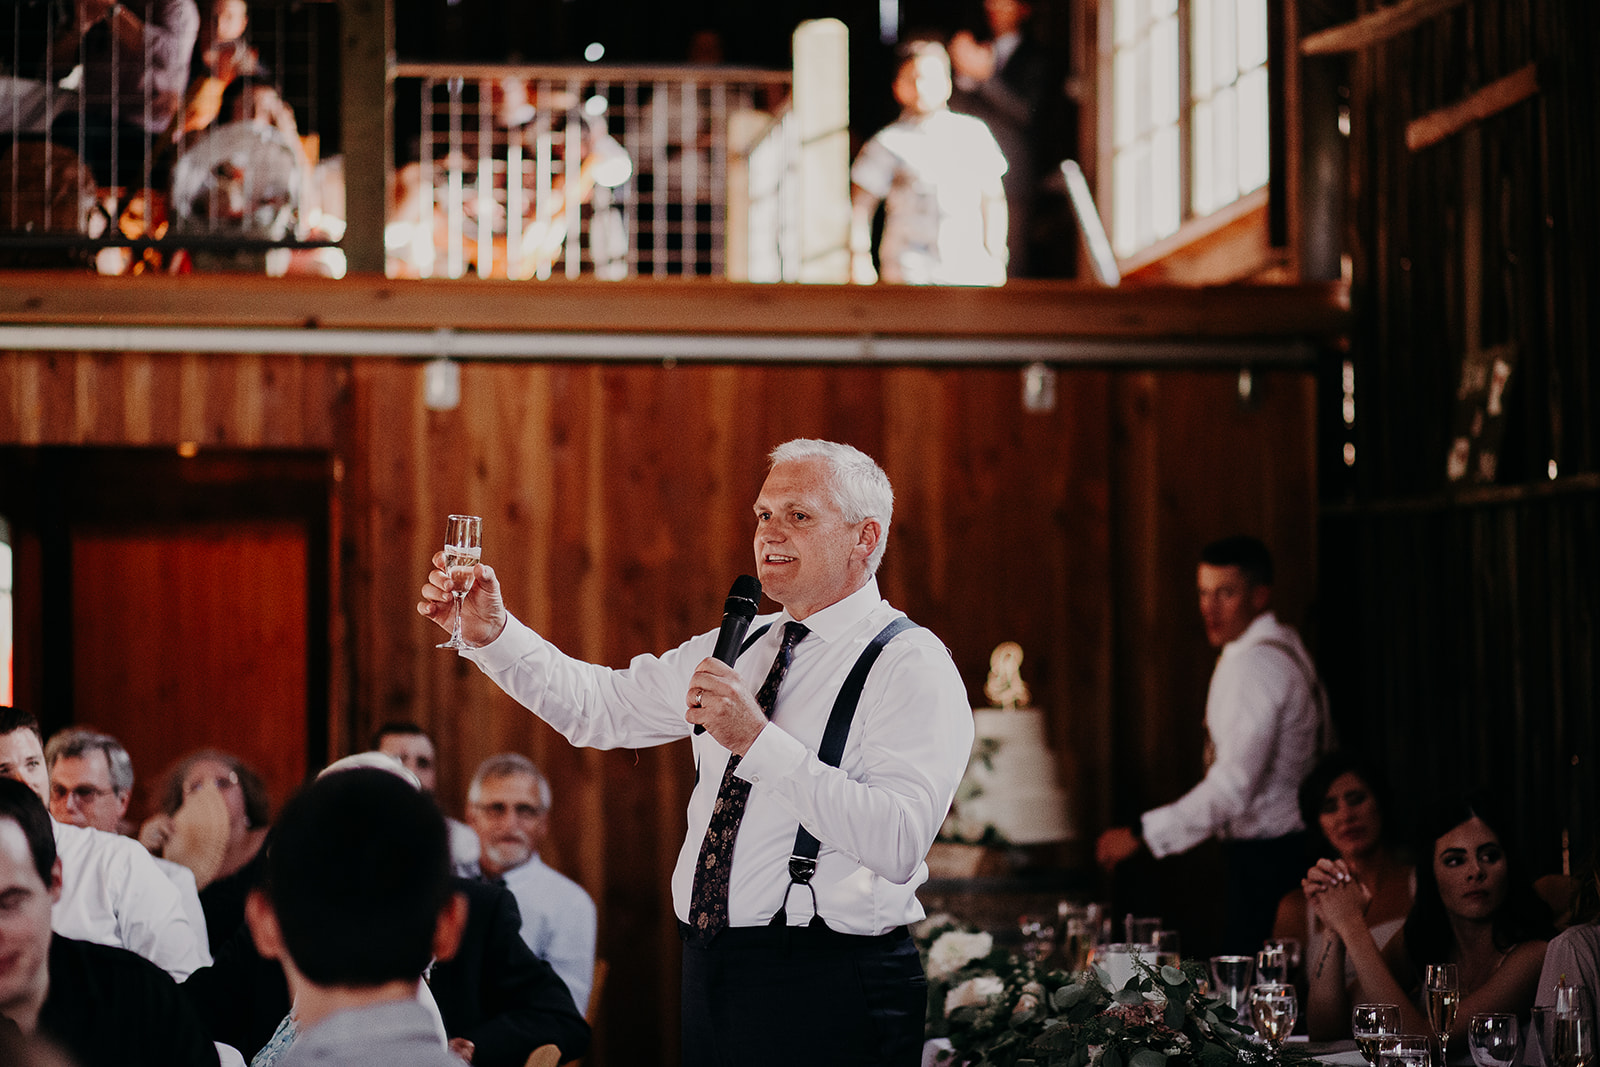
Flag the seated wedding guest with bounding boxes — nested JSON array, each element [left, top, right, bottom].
[[46, 728, 211, 952], [1534, 861, 1600, 1009], [0, 708, 208, 981], [1277, 751, 1414, 1036], [0, 777, 216, 1067], [1305, 790, 1552, 1051], [243, 767, 469, 1067], [142, 749, 270, 953], [182, 754, 588, 1067], [373, 722, 481, 868], [462, 754, 596, 1012]]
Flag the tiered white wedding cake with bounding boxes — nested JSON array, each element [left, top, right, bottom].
[[940, 643, 1074, 846]]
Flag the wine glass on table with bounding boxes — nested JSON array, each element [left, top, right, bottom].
[[1210, 955, 1254, 1017], [1425, 964, 1460, 1067], [1257, 940, 1290, 985], [1019, 913, 1058, 963], [1353, 1004, 1404, 1067], [1250, 983, 1298, 1055], [436, 514, 483, 650], [1379, 1035, 1436, 1067], [1468, 1013, 1521, 1067], [1551, 984, 1595, 1067]]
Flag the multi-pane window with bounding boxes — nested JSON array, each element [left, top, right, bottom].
[[1108, 0, 1270, 258]]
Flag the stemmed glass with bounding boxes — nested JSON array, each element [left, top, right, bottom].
[[436, 514, 483, 650], [1250, 983, 1298, 1055], [1379, 1035, 1436, 1067], [1210, 955, 1254, 1016], [1468, 1013, 1522, 1067], [1425, 964, 1460, 1067], [1258, 941, 1290, 985], [1551, 985, 1595, 1067], [1353, 1004, 1404, 1067], [1019, 913, 1058, 963]]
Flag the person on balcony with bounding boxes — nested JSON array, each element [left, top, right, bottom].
[[849, 39, 1009, 287]]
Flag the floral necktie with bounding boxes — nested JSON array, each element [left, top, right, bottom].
[[685, 620, 809, 945]]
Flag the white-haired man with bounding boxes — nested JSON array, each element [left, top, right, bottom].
[[460, 753, 595, 1012], [419, 439, 974, 1066]]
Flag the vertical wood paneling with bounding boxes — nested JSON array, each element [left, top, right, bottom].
[[1, 348, 1319, 1067]]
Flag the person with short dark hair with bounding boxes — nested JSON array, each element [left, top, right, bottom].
[[0, 777, 216, 1067], [0, 708, 208, 980], [244, 768, 469, 1067], [1096, 536, 1333, 953], [372, 722, 481, 867]]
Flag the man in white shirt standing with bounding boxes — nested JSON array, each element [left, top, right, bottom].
[[418, 438, 974, 1066], [460, 752, 596, 1013], [1096, 536, 1330, 954], [0, 707, 209, 981]]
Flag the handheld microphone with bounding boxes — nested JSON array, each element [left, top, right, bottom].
[[693, 574, 762, 734]]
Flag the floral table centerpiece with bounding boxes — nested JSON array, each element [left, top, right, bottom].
[[919, 918, 1314, 1067]]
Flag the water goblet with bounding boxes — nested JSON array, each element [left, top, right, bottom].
[[436, 514, 483, 650], [1379, 1035, 1435, 1067], [1210, 955, 1254, 1017], [1353, 1004, 1404, 1067], [1250, 983, 1298, 1053], [1551, 986, 1595, 1067], [1468, 1013, 1521, 1067]]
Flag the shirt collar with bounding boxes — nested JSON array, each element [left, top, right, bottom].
[[773, 577, 882, 645], [1222, 610, 1280, 655]]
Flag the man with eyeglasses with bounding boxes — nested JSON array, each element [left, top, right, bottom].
[[0, 708, 209, 981], [44, 728, 212, 957], [460, 753, 596, 1013]]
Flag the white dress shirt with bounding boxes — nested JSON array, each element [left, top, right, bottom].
[[52, 819, 211, 980], [1141, 611, 1328, 858], [467, 578, 974, 936], [494, 853, 597, 1010]]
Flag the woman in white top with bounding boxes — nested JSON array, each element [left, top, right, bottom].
[[1307, 791, 1553, 1054], [1275, 751, 1416, 1038]]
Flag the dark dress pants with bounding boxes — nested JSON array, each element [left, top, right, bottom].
[[680, 920, 927, 1067]]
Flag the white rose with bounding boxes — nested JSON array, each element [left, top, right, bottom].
[[944, 975, 1005, 1015], [928, 931, 994, 979]]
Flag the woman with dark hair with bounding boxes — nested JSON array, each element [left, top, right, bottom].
[[1276, 752, 1415, 1037], [1306, 791, 1553, 1051], [140, 748, 272, 953]]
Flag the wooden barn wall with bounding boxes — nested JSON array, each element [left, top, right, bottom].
[[1319, 0, 1600, 878], [0, 350, 1317, 1065]]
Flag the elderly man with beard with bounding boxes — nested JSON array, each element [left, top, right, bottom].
[[460, 754, 596, 1013]]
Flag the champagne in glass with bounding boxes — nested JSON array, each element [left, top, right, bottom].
[[436, 514, 484, 650], [1354, 1004, 1404, 1067], [1251, 983, 1298, 1051]]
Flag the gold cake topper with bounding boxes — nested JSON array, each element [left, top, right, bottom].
[[983, 641, 1031, 709]]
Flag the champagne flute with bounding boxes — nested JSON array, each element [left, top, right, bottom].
[[436, 514, 483, 650], [1426, 964, 1460, 1067], [1353, 1004, 1404, 1067], [1250, 983, 1298, 1053], [1468, 1013, 1522, 1067]]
